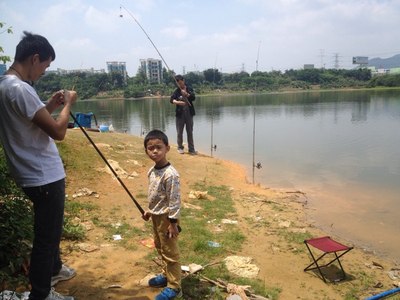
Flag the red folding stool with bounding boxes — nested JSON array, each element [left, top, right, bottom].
[[304, 236, 353, 282]]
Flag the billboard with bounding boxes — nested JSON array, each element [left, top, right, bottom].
[[352, 56, 368, 64]]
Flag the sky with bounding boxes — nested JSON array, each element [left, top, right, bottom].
[[1, 0, 400, 76]]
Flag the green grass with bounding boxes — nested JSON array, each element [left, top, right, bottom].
[[177, 182, 281, 299], [63, 200, 99, 241]]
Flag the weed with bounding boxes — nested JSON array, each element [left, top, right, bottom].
[[278, 228, 312, 245], [63, 200, 99, 241]]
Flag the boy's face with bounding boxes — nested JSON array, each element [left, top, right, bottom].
[[145, 138, 170, 166]]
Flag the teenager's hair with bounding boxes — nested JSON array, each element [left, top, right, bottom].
[[15, 31, 56, 63], [144, 129, 169, 148], [175, 74, 184, 81]]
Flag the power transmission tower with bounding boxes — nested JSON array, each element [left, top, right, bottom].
[[333, 53, 340, 69], [319, 49, 325, 69]]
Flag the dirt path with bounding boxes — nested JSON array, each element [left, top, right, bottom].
[[55, 130, 398, 300]]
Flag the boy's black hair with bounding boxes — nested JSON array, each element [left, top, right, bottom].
[[15, 31, 56, 63], [144, 129, 169, 148]]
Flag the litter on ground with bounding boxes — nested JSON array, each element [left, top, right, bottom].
[[188, 190, 208, 199], [221, 219, 238, 225], [224, 256, 260, 278], [140, 238, 155, 249], [208, 241, 221, 248], [112, 234, 122, 240]]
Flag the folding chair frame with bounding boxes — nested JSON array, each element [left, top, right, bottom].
[[304, 236, 353, 282]]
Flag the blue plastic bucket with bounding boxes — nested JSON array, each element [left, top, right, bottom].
[[99, 125, 109, 132]]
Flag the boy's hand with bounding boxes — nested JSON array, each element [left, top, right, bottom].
[[142, 211, 152, 221], [167, 223, 180, 239]]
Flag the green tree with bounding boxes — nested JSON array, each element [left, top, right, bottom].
[[134, 66, 147, 85], [163, 67, 176, 86], [184, 71, 203, 85], [0, 22, 13, 64], [203, 68, 222, 84]]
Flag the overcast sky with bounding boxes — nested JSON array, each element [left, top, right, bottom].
[[1, 0, 400, 76]]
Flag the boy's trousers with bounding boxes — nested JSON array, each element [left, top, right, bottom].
[[151, 213, 181, 290]]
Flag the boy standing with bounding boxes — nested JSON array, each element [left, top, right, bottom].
[[143, 130, 182, 300]]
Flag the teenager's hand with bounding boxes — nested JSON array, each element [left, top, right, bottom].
[[63, 90, 77, 106], [142, 211, 152, 221], [45, 90, 65, 113]]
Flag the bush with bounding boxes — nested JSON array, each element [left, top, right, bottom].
[[0, 147, 33, 287]]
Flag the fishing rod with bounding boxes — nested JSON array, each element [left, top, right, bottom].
[[252, 41, 262, 184], [69, 111, 145, 216], [210, 53, 218, 157], [119, 5, 179, 88], [119, 5, 192, 107]]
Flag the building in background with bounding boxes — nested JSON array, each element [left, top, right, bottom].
[[49, 67, 106, 75], [106, 61, 127, 83], [0, 64, 7, 75], [304, 64, 315, 70], [140, 58, 163, 84]]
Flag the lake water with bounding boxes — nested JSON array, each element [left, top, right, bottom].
[[74, 89, 400, 262]]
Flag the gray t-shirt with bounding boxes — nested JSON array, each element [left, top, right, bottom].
[[0, 74, 65, 187]]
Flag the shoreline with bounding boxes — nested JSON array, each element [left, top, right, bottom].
[[238, 157, 400, 265], [89, 86, 400, 101]]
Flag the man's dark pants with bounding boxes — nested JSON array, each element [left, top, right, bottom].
[[176, 108, 195, 153], [23, 179, 65, 300]]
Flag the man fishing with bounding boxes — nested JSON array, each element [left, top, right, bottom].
[[0, 31, 77, 300], [170, 75, 197, 155]]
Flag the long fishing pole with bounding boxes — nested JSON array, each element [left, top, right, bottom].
[[69, 111, 145, 215], [119, 5, 180, 88], [211, 53, 218, 157], [252, 41, 262, 184]]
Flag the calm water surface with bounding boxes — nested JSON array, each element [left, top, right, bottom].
[[75, 89, 400, 262]]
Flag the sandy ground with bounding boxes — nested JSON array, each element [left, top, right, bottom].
[[53, 130, 399, 300]]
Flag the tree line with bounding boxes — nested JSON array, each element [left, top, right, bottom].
[[33, 67, 400, 100]]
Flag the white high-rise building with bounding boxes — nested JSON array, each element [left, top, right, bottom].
[[106, 61, 127, 82], [140, 58, 163, 84]]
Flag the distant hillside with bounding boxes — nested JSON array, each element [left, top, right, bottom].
[[369, 54, 400, 69]]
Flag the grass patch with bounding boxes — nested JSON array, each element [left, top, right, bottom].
[[177, 182, 281, 299], [63, 200, 99, 241], [278, 229, 313, 246], [98, 220, 145, 250]]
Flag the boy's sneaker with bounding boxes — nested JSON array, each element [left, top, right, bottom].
[[44, 288, 74, 300], [148, 274, 167, 288], [177, 148, 184, 154], [155, 287, 182, 300], [51, 265, 76, 286]]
